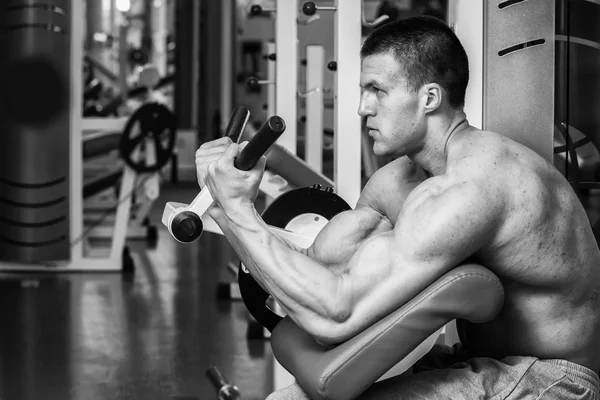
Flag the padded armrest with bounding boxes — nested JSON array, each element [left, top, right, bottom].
[[270, 264, 504, 400]]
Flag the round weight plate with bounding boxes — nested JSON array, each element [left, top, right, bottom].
[[238, 186, 351, 332], [120, 102, 176, 173]]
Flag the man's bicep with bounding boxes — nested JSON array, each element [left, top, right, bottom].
[[308, 207, 392, 270], [333, 182, 504, 341], [308, 157, 425, 268]]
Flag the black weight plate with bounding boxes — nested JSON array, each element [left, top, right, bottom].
[[120, 102, 177, 173], [238, 186, 351, 332]]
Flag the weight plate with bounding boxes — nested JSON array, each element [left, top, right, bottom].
[[120, 102, 177, 173]]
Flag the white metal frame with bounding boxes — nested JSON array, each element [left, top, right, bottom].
[[84, 140, 160, 241], [275, 0, 298, 153], [334, 0, 362, 208], [151, 0, 168, 77], [304, 45, 325, 173], [448, 0, 484, 129], [266, 41, 277, 120]]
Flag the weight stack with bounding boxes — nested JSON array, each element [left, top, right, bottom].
[[0, 1, 71, 262]]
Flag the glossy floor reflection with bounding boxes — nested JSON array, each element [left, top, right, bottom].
[[0, 183, 272, 400]]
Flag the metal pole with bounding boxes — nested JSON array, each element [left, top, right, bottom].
[[305, 45, 325, 173], [334, 0, 361, 207], [275, 0, 298, 153]]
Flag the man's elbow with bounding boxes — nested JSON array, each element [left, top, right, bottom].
[[300, 277, 354, 345], [305, 308, 354, 347]]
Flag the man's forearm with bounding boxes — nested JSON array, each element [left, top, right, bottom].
[[209, 205, 349, 332]]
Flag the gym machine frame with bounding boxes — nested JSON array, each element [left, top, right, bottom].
[[248, 0, 363, 207]]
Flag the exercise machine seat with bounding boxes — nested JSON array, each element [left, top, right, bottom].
[[270, 263, 504, 400]]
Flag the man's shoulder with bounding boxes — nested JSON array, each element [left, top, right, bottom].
[[356, 157, 428, 220], [360, 157, 426, 196]]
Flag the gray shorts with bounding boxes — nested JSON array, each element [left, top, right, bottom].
[[267, 344, 600, 400]]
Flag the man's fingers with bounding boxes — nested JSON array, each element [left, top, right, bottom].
[[255, 155, 267, 172], [195, 145, 229, 158], [195, 156, 222, 167], [197, 137, 232, 150], [224, 142, 241, 158], [195, 138, 232, 156]]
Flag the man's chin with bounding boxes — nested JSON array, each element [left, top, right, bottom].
[[372, 144, 387, 157], [373, 145, 404, 159]]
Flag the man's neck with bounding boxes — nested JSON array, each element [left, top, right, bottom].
[[409, 111, 469, 176]]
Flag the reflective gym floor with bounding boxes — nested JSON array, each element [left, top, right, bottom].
[[0, 183, 272, 400]]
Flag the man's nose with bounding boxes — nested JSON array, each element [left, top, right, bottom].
[[357, 92, 375, 117]]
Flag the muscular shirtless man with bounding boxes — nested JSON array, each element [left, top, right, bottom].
[[196, 16, 600, 399]]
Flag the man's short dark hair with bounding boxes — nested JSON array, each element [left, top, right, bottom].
[[361, 16, 469, 109]]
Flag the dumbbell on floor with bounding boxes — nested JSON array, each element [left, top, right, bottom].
[[206, 366, 241, 400]]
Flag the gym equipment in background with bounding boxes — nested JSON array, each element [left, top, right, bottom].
[[81, 60, 177, 250], [0, 1, 175, 272], [82, 101, 176, 249]]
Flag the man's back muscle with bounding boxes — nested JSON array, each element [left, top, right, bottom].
[[447, 130, 600, 371]]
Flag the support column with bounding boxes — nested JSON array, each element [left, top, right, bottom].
[[305, 45, 325, 173], [152, 0, 168, 76], [448, 0, 484, 129], [334, 0, 362, 207], [266, 41, 277, 120], [275, 0, 298, 153]]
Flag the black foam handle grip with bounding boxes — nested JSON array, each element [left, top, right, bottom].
[[224, 106, 250, 143], [234, 116, 286, 171]]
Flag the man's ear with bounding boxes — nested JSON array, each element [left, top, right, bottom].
[[422, 83, 442, 114]]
